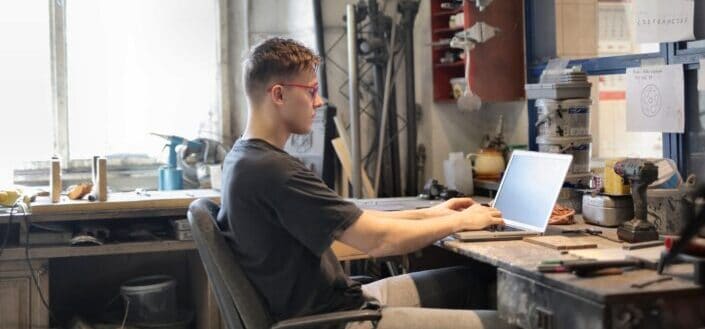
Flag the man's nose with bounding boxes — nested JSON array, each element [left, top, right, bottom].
[[313, 94, 324, 108]]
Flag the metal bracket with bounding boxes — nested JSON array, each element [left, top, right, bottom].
[[450, 22, 500, 49]]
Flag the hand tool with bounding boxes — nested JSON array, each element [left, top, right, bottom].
[[613, 159, 660, 243]]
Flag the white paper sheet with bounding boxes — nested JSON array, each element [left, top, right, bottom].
[[626, 64, 684, 133], [634, 0, 694, 43], [699, 58, 705, 91]]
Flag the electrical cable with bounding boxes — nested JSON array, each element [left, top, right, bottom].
[[0, 203, 17, 257], [19, 204, 59, 325], [119, 298, 130, 329]]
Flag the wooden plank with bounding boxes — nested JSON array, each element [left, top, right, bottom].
[[523, 236, 599, 250], [331, 138, 375, 198], [188, 251, 223, 329], [0, 240, 197, 261], [0, 240, 367, 262], [30, 189, 220, 216]]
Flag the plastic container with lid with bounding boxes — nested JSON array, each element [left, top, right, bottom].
[[536, 135, 592, 174], [536, 98, 591, 137]]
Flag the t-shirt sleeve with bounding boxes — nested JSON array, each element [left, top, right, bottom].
[[271, 166, 363, 257]]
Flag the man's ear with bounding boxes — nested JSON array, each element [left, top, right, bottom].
[[270, 85, 285, 105]]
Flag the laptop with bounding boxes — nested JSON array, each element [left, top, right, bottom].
[[453, 151, 572, 241]]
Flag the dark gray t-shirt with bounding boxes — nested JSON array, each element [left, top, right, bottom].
[[217, 138, 365, 321]]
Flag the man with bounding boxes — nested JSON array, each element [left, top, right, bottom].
[[219, 37, 507, 329]]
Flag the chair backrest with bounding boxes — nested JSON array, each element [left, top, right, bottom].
[[187, 198, 273, 329]]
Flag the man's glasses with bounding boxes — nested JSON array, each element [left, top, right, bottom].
[[268, 82, 319, 99]]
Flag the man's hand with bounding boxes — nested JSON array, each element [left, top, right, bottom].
[[425, 197, 475, 217], [455, 204, 504, 231]]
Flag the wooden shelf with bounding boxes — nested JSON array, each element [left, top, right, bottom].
[[431, 0, 466, 103], [432, 26, 463, 34], [2, 189, 222, 224], [432, 43, 452, 49], [434, 61, 465, 68], [0, 240, 196, 261], [432, 9, 463, 17]]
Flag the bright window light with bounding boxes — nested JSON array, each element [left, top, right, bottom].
[[66, 0, 218, 160], [0, 1, 53, 184]]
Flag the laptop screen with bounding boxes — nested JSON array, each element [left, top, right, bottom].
[[491, 151, 572, 232]]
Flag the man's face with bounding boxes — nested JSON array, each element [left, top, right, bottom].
[[275, 70, 323, 135]]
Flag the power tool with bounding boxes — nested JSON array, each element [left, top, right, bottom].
[[613, 159, 660, 243], [150, 133, 203, 190]]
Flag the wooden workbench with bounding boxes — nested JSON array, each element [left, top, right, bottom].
[[0, 189, 387, 261], [1, 190, 438, 328], [438, 219, 705, 328]]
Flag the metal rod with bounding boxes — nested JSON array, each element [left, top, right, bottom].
[[374, 19, 397, 195], [347, 4, 362, 198], [312, 0, 329, 99], [399, 1, 419, 196]]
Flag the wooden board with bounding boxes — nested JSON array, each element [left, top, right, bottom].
[[331, 138, 375, 198], [569, 246, 664, 266], [30, 189, 220, 215], [523, 236, 598, 250]]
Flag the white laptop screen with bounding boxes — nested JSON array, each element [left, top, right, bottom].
[[491, 151, 572, 232]]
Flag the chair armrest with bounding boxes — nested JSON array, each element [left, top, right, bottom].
[[271, 309, 382, 329]]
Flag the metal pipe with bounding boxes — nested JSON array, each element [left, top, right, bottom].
[[399, 1, 419, 196], [374, 19, 397, 195], [347, 4, 362, 198], [312, 0, 329, 99]]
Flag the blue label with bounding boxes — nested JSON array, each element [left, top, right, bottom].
[[570, 144, 590, 151], [567, 107, 589, 114]]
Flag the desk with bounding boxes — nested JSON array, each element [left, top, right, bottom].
[[438, 220, 705, 328]]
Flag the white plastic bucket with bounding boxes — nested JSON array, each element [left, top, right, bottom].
[[536, 98, 591, 137], [536, 135, 592, 174]]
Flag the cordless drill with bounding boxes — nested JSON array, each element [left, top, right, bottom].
[[613, 159, 660, 243]]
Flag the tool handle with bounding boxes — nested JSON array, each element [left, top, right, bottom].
[[565, 259, 642, 272]]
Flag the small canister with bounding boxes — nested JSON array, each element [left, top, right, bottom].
[[582, 194, 634, 227]]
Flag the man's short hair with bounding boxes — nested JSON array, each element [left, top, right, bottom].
[[243, 37, 321, 102]]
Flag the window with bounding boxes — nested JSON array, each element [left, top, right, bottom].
[[0, 2, 53, 183], [526, 0, 670, 164], [66, 0, 218, 159], [2, 0, 220, 189], [554, 0, 659, 60]]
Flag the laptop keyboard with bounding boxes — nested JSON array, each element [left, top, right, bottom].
[[487, 225, 523, 232]]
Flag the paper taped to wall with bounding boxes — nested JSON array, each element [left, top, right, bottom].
[[626, 64, 684, 133]]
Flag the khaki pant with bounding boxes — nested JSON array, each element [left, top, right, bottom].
[[345, 267, 513, 329]]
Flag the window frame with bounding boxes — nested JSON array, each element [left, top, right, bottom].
[[525, 0, 696, 176], [44, 0, 230, 170]]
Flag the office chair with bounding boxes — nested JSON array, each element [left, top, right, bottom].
[[187, 198, 382, 329]]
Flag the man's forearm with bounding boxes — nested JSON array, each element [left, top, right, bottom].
[[365, 214, 460, 257], [364, 208, 429, 220]]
